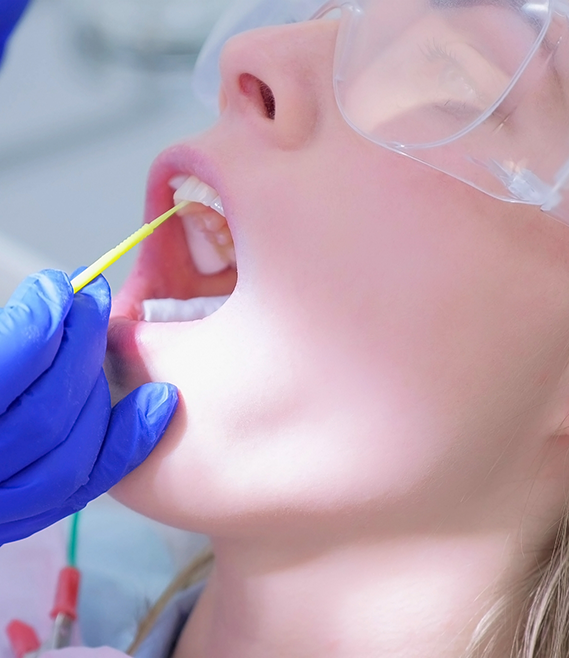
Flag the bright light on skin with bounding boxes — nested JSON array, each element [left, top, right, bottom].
[[105, 10, 569, 658]]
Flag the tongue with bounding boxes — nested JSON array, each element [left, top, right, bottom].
[[142, 296, 230, 323]]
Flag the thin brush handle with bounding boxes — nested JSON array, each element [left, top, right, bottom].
[[71, 202, 188, 294]]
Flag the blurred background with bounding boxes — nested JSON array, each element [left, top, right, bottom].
[[0, 0, 236, 652], [0, 0, 231, 302]]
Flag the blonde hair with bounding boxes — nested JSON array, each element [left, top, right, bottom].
[[465, 509, 569, 658], [128, 510, 569, 657], [127, 547, 214, 656]]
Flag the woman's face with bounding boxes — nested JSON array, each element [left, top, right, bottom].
[[107, 16, 569, 542]]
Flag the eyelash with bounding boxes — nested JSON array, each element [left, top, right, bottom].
[[423, 39, 461, 67], [422, 39, 512, 130]]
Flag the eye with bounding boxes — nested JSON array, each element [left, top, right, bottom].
[[422, 40, 483, 114], [420, 39, 509, 122]]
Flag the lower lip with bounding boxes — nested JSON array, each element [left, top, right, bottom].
[[108, 286, 231, 359], [107, 316, 143, 362], [106, 313, 203, 392]]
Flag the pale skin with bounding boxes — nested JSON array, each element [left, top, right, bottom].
[[105, 11, 569, 658]]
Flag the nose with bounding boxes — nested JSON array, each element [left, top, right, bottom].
[[218, 20, 338, 150]]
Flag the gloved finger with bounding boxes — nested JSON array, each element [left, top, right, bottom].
[[0, 502, 67, 543], [65, 382, 179, 510], [0, 372, 110, 524], [0, 0, 31, 63], [0, 383, 178, 545], [0, 270, 73, 414], [0, 506, 64, 544], [0, 276, 111, 481]]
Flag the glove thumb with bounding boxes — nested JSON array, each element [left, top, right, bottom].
[[66, 383, 178, 509]]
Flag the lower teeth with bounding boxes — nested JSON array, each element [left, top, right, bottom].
[[142, 296, 230, 323]]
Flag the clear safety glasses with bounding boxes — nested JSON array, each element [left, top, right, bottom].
[[193, 0, 569, 223]]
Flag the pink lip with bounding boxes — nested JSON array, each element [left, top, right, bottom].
[[147, 143, 228, 222], [110, 142, 237, 321], [106, 141, 238, 387]]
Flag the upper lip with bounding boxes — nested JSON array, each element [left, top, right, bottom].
[[146, 144, 229, 223]]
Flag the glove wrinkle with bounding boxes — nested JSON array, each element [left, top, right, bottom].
[[0, 271, 73, 414], [0, 373, 111, 524], [0, 270, 179, 545], [0, 275, 110, 481]]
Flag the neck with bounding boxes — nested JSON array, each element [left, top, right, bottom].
[[175, 531, 530, 658]]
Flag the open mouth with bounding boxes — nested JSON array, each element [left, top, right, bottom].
[[114, 166, 239, 326], [140, 174, 238, 323]]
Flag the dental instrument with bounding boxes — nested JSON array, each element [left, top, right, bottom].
[[6, 566, 81, 657], [6, 515, 82, 657], [70, 202, 189, 294]]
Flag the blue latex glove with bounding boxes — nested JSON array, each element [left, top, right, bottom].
[[0, 270, 178, 544], [0, 0, 30, 64]]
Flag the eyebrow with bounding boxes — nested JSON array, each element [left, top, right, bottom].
[[430, 0, 568, 106], [431, 1, 559, 64], [430, 0, 543, 28], [431, 0, 528, 8], [430, 0, 549, 32], [430, 0, 551, 55]]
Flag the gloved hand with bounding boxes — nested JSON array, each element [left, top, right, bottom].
[[0, 0, 30, 64], [0, 270, 178, 545]]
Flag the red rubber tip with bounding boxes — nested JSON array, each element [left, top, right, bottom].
[[6, 620, 41, 658], [50, 567, 81, 621]]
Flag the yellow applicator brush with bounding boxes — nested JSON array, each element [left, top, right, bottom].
[[70, 201, 189, 294]]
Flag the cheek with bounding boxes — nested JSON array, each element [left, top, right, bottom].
[[112, 135, 569, 532], [250, 156, 569, 469]]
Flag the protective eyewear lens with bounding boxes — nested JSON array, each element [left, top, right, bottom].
[[194, 1, 569, 220]]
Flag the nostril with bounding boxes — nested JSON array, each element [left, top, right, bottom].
[[239, 73, 276, 120], [259, 82, 276, 120]]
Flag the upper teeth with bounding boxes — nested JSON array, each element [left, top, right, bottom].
[[169, 175, 235, 275], [171, 175, 225, 217]]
